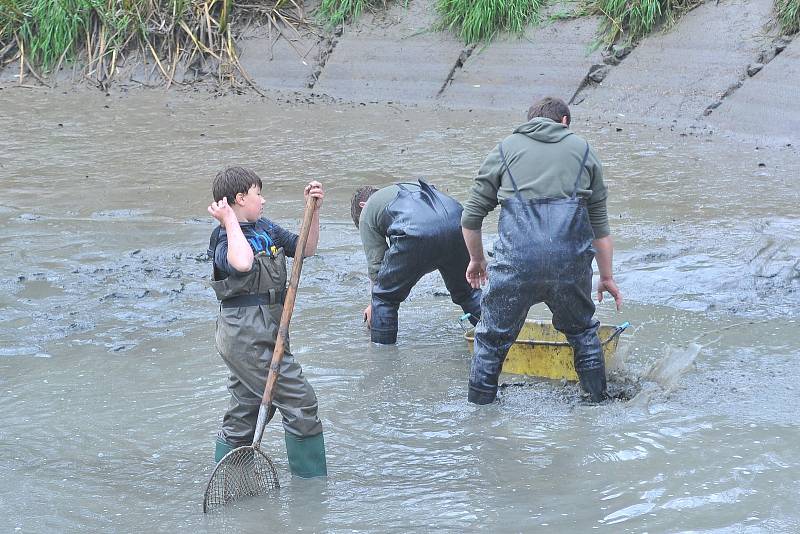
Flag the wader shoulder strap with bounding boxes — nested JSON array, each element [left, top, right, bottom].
[[497, 143, 525, 202], [208, 225, 224, 280], [395, 182, 422, 191], [571, 142, 591, 198], [208, 225, 222, 259], [417, 178, 449, 214], [498, 143, 538, 222]]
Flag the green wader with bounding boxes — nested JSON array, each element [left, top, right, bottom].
[[211, 247, 327, 478]]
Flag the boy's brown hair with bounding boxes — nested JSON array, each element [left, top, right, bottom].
[[350, 186, 379, 227], [213, 166, 263, 204], [527, 97, 571, 125]]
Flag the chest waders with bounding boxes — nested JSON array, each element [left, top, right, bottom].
[[210, 244, 326, 478], [468, 140, 608, 404], [370, 179, 482, 344]]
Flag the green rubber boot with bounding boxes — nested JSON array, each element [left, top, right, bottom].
[[214, 438, 235, 463], [285, 432, 327, 478]]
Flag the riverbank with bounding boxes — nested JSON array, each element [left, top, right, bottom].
[[1, 0, 798, 146]]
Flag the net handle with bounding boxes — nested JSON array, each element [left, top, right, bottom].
[[253, 195, 318, 448]]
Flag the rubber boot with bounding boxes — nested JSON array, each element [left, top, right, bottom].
[[371, 327, 398, 345], [576, 367, 608, 403], [566, 322, 609, 403], [214, 438, 235, 463], [371, 298, 399, 344], [467, 387, 496, 405], [285, 432, 327, 478]]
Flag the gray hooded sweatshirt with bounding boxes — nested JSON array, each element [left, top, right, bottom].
[[461, 118, 609, 238]]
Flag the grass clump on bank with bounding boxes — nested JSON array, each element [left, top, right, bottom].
[[317, 0, 385, 27], [776, 0, 800, 34], [589, 0, 702, 46], [437, 0, 545, 43], [0, 0, 308, 86]]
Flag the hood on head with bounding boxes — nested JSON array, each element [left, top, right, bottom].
[[513, 117, 573, 143]]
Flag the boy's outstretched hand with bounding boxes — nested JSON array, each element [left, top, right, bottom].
[[208, 197, 238, 227], [304, 181, 324, 208], [596, 277, 623, 311]]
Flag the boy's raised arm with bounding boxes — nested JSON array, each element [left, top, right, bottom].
[[208, 197, 254, 272]]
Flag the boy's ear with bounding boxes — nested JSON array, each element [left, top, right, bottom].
[[234, 192, 245, 205], [359, 201, 366, 208]]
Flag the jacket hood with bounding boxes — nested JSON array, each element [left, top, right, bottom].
[[513, 117, 573, 143]]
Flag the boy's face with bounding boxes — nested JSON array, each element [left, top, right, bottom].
[[237, 184, 265, 223]]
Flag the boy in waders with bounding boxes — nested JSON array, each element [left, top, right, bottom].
[[350, 179, 482, 344], [207, 166, 327, 478], [461, 97, 623, 404]]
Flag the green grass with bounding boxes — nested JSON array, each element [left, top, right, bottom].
[[776, 0, 800, 34], [0, 0, 307, 84], [589, 0, 701, 46], [437, 0, 545, 43], [19, 0, 89, 68], [317, 0, 376, 27]]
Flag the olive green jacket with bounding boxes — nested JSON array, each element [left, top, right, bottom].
[[461, 118, 610, 238]]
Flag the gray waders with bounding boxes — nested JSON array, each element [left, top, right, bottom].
[[468, 140, 608, 404], [211, 246, 327, 477], [371, 179, 482, 344]]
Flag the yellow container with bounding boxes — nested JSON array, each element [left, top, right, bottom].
[[464, 320, 629, 381]]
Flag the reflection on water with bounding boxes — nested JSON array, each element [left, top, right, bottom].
[[1, 90, 799, 532]]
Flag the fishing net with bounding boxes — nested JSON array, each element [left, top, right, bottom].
[[203, 446, 280, 513]]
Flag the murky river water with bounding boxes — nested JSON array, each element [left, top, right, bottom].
[[1, 88, 799, 532]]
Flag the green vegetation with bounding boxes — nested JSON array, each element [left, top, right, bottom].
[[317, 0, 382, 27], [436, 0, 545, 43], [776, 0, 800, 34], [589, 0, 701, 46], [0, 0, 306, 85], [434, 0, 706, 46]]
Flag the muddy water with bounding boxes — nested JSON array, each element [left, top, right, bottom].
[[1, 88, 799, 532]]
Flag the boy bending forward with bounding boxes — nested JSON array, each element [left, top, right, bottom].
[[207, 166, 327, 478]]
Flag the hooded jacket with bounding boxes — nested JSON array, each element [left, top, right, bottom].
[[461, 118, 610, 238]]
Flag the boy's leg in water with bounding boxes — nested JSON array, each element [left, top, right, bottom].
[[269, 351, 327, 478], [371, 241, 432, 344], [547, 275, 607, 402], [469, 260, 536, 404], [216, 374, 260, 461]]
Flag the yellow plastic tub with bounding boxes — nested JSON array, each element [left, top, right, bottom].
[[464, 320, 629, 381]]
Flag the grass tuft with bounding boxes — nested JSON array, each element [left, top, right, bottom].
[[589, 0, 701, 46], [776, 0, 800, 34], [437, 0, 545, 43], [317, 0, 382, 27]]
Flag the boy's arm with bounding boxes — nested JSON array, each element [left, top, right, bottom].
[[208, 198, 253, 273], [360, 220, 389, 283], [302, 181, 324, 257], [462, 227, 488, 289], [359, 224, 387, 329], [593, 235, 622, 310], [461, 144, 503, 231]]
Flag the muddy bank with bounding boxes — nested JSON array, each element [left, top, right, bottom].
[[2, 0, 798, 145]]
